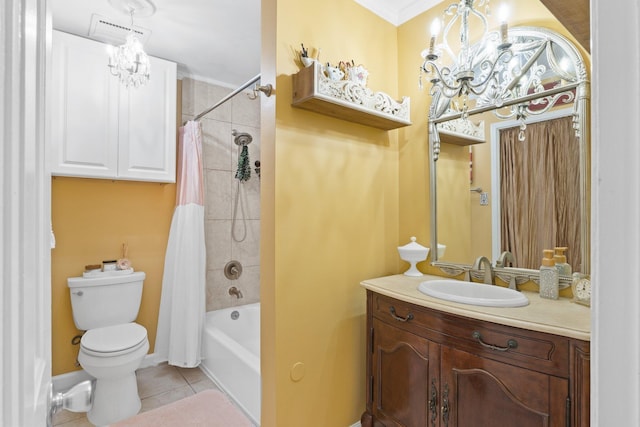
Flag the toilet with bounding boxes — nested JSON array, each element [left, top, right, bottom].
[[68, 271, 149, 426]]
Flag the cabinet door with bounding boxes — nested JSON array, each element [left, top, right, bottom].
[[441, 346, 568, 427], [372, 318, 438, 427], [118, 55, 177, 183], [50, 31, 119, 178]]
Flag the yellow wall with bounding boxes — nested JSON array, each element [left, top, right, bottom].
[[262, 0, 401, 425], [50, 0, 590, 419], [261, 1, 591, 425], [51, 82, 181, 376], [51, 177, 175, 375]]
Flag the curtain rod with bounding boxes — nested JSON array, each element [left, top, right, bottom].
[[185, 74, 263, 125]]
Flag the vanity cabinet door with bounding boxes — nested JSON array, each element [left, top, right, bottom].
[[371, 318, 438, 427], [441, 345, 569, 427]]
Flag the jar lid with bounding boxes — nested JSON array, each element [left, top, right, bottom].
[[398, 236, 428, 251]]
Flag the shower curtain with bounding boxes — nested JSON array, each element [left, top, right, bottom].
[[500, 116, 581, 270], [155, 120, 206, 368]]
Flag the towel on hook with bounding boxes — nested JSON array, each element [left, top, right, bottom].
[[235, 145, 251, 182]]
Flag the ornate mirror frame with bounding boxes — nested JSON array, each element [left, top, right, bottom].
[[428, 26, 590, 286]]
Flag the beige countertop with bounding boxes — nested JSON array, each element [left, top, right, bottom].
[[361, 274, 591, 342]]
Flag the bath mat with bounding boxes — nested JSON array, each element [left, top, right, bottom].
[[111, 389, 253, 427]]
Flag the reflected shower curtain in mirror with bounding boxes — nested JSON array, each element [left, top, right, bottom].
[[500, 116, 581, 270], [155, 120, 206, 367]]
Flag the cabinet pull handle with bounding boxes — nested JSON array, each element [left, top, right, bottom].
[[472, 331, 518, 352], [428, 378, 438, 426], [389, 306, 414, 322], [441, 383, 450, 426]]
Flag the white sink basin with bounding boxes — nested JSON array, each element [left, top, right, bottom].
[[418, 280, 529, 308]]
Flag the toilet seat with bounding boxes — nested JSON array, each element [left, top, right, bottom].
[[81, 323, 148, 357]]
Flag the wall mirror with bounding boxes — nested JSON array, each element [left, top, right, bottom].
[[426, 26, 590, 285]]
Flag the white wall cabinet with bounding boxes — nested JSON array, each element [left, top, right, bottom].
[[50, 30, 177, 183]]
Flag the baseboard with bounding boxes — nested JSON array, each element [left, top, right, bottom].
[[349, 422, 362, 427], [52, 353, 163, 392]]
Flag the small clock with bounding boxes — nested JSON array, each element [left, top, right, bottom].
[[571, 273, 591, 307]]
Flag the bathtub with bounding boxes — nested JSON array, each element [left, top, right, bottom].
[[201, 303, 260, 425]]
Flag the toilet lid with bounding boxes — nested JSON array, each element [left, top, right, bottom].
[[81, 323, 147, 354]]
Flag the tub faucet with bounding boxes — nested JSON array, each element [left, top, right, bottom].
[[228, 286, 243, 299], [472, 256, 494, 285]]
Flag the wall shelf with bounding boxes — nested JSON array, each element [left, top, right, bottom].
[[291, 63, 411, 130]]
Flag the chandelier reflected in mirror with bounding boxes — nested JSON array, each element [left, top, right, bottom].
[[107, 4, 152, 88]]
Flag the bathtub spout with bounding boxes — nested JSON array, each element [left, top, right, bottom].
[[228, 286, 243, 299]]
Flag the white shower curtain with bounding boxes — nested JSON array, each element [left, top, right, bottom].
[[155, 120, 206, 367]]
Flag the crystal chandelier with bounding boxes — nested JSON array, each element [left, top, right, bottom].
[[108, 9, 150, 88], [420, 0, 512, 118]]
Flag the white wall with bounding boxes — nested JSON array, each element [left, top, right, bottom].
[[591, 0, 640, 425]]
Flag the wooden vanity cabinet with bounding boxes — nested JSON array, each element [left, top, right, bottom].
[[361, 290, 590, 427]]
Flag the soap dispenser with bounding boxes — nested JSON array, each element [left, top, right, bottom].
[[539, 249, 559, 300], [553, 247, 572, 276]]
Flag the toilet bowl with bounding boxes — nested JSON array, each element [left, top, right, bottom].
[[67, 271, 148, 426], [79, 322, 149, 426]]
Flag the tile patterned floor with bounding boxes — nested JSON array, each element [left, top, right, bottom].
[[53, 363, 220, 426]]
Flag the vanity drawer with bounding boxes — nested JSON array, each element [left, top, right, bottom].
[[370, 292, 570, 377]]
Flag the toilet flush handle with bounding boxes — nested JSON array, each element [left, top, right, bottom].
[[72, 290, 83, 296]]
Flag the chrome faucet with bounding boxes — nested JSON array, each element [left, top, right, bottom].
[[228, 286, 243, 299], [495, 251, 516, 268], [472, 256, 494, 285]]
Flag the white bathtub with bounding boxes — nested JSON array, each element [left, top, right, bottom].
[[201, 303, 260, 425]]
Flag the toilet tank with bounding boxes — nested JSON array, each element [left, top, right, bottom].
[[67, 271, 146, 330]]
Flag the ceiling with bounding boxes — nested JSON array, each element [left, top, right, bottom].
[[353, 0, 441, 26], [51, 0, 439, 88], [51, 0, 262, 87], [538, 0, 590, 53], [51, 0, 588, 88]]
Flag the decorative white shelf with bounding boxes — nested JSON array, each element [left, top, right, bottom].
[[292, 63, 411, 130]]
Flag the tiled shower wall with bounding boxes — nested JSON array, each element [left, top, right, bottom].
[[181, 77, 260, 311]]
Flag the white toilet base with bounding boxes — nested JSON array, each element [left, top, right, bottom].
[[78, 331, 149, 426], [87, 373, 141, 426]]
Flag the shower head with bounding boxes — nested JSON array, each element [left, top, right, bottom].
[[232, 129, 253, 146]]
